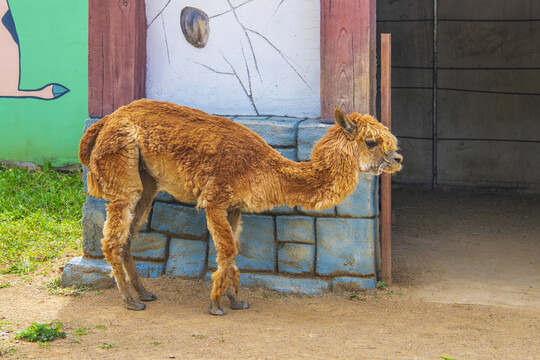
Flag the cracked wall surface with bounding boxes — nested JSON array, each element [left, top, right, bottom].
[[146, 0, 320, 117]]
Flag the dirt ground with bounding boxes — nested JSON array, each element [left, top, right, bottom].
[[1, 188, 539, 359]]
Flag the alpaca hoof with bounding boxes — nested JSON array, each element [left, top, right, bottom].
[[139, 292, 157, 301], [126, 301, 146, 311], [209, 302, 228, 316], [230, 300, 250, 310]]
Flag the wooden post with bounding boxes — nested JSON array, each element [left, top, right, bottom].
[[320, 0, 376, 123], [88, 0, 147, 117], [380, 33, 392, 284]]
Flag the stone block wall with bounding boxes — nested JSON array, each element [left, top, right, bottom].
[[61, 116, 380, 294]]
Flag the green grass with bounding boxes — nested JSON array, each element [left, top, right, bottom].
[[0, 165, 86, 275], [15, 322, 66, 342]]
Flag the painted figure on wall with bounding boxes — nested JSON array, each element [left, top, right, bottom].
[[0, 0, 69, 99]]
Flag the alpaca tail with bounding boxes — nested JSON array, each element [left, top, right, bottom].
[[79, 117, 107, 198]]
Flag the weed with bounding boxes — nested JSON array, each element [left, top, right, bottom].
[[191, 334, 207, 340], [349, 293, 366, 301], [44, 277, 89, 297], [94, 324, 107, 330], [218, 336, 225, 343], [74, 326, 88, 336], [99, 343, 117, 349], [71, 337, 82, 344], [94, 290, 103, 295], [0, 341, 17, 357], [397, 291, 403, 296], [441, 357, 455, 360], [15, 322, 66, 342], [0, 166, 86, 275], [0, 282, 9, 289], [376, 281, 387, 289], [38, 342, 50, 348], [386, 290, 394, 296], [150, 341, 162, 345]]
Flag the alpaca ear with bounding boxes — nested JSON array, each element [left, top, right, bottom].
[[334, 108, 357, 140]]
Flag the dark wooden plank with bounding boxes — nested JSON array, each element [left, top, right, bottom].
[[377, 21, 433, 68], [380, 33, 392, 284], [320, 0, 376, 122], [437, 90, 540, 141], [88, 0, 147, 117], [439, 0, 540, 20], [377, 0, 433, 21], [438, 22, 540, 68], [437, 140, 540, 190], [393, 138, 433, 185]]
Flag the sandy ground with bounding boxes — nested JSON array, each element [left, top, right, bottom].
[[1, 188, 539, 359]]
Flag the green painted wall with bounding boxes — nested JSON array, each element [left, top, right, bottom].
[[0, 0, 88, 166]]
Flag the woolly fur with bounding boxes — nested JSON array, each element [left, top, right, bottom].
[[79, 99, 402, 314]]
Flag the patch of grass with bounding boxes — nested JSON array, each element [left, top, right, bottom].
[[15, 322, 66, 342], [73, 326, 88, 336], [99, 343, 117, 349], [349, 293, 366, 301], [44, 277, 89, 297], [94, 324, 107, 330], [0, 341, 17, 357], [0, 166, 86, 275]]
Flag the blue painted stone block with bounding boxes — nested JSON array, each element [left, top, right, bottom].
[[60, 257, 114, 289], [332, 276, 377, 290], [278, 243, 314, 274], [316, 218, 377, 276], [155, 191, 175, 202], [132, 233, 168, 260], [135, 261, 165, 278], [263, 204, 296, 215], [82, 197, 108, 258], [276, 147, 297, 161], [166, 238, 207, 277], [297, 205, 335, 216], [336, 173, 379, 217], [150, 202, 207, 238], [236, 273, 330, 295], [208, 215, 275, 271], [84, 118, 100, 133], [234, 117, 301, 147], [297, 120, 332, 161], [276, 216, 315, 244]]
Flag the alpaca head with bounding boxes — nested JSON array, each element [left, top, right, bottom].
[[334, 108, 402, 175]]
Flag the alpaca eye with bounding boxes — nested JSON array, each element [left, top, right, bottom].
[[365, 140, 377, 148]]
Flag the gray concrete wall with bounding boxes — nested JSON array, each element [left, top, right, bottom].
[[377, 0, 540, 190]]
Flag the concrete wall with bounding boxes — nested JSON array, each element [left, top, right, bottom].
[[145, 0, 320, 118], [377, 0, 540, 190], [61, 117, 380, 293]]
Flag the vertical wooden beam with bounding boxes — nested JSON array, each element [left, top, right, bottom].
[[380, 33, 392, 284], [320, 0, 376, 123], [88, 0, 147, 118]]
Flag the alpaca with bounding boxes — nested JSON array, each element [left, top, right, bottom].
[[79, 99, 402, 315]]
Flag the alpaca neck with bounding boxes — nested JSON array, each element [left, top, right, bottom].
[[279, 127, 360, 210]]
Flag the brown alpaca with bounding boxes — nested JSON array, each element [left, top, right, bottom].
[[79, 99, 402, 315]]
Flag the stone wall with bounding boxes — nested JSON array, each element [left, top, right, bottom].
[[61, 116, 380, 294]]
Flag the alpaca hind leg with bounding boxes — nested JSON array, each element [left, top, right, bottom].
[[122, 170, 158, 301], [102, 198, 146, 310], [226, 208, 249, 310], [206, 207, 240, 315]]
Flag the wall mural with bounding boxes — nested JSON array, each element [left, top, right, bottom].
[[146, 0, 320, 117], [0, 0, 69, 100]]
